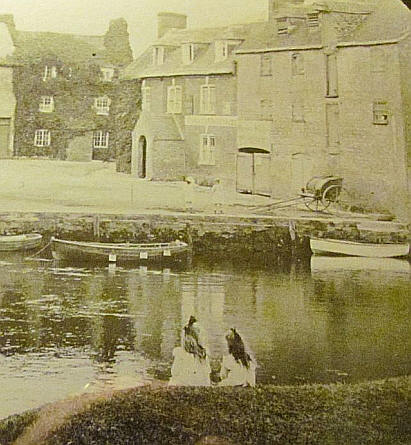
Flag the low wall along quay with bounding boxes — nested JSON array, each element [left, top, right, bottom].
[[0, 212, 408, 262]]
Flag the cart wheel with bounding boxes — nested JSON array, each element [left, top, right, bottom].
[[322, 184, 342, 209], [304, 196, 326, 212]]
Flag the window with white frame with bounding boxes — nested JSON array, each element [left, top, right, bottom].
[[34, 129, 51, 147], [93, 131, 109, 148], [94, 96, 111, 115], [373, 101, 389, 125], [43, 65, 57, 81], [141, 82, 151, 111], [200, 81, 216, 114], [199, 134, 216, 165], [153, 46, 165, 65], [167, 81, 182, 114], [182, 43, 195, 64], [39, 96, 54, 113]]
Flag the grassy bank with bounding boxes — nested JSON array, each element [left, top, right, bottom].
[[0, 410, 39, 445], [3, 377, 409, 445]]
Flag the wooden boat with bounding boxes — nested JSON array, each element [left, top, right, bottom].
[[310, 237, 410, 258], [0, 233, 42, 251], [51, 237, 191, 263]]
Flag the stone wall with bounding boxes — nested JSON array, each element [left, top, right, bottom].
[[236, 42, 410, 216], [0, 213, 408, 262]]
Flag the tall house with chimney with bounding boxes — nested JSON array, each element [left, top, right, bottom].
[[123, 13, 252, 186], [0, 15, 139, 163], [236, 0, 410, 216]]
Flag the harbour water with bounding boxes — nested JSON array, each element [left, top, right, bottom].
[[0, 253, 410, 419]]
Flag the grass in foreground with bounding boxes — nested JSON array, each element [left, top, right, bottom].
[[0, 410, 39, 445], [43, 377, 410, 445], [1, 377, 409, 445]]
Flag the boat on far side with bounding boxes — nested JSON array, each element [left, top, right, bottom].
[[310, 237, 409, 258], [0, 234, 43, 252], [51, 237, 191, 263]]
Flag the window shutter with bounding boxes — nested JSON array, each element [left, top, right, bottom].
[[200, 86, 207, 114], [175, 86, 182, 113], [209, 86, 216, 114]]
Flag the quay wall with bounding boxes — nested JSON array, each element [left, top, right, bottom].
[[0, 212, 408, 261]]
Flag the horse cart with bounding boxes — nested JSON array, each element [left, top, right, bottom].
[[300, 176, 343, 212], [250, 175, 344, 213]]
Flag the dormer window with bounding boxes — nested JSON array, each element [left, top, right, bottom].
[[215, 41, 229, 62], [153, 46, 165, 65], [94, 96, 111, 115], [43, 65, 57, 81], [182, 43, 195, 65], [39, 96, 54, 113], [101, 67, 114, 82], [307, 12, 320, 28], [277, 17, 289, 35]]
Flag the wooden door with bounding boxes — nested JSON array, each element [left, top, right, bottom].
[[236, 152, 253, 193], [254, 153, 271, 196]]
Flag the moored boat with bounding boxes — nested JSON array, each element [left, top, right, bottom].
[[310, 237, 409, 258], [0, 233, 43, 252], [51, 237, 191, 263]]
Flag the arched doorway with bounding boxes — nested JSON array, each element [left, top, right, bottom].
[[236, 147, 271, 196], [138, 136, 147, 179]]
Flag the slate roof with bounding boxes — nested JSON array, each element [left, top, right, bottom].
[[123, 0, 410, 80], [122, 23, 258, 80], [339, 0, 411, 44], [11, 30, 108, 64]]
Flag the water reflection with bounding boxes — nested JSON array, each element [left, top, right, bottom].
[[0, 253, 409, 419]]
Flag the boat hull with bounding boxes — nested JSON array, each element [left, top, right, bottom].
[[0, 234, 43, 252], [51, 237, 191, 263], [310, 237, 410, 258]]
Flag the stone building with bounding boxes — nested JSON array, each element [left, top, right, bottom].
[[123, 13, 255, 187], [236, 0, 411, 215], [126, 0, 410, 215], [0, 15, 139, 165], [0, 19, 16, 158]]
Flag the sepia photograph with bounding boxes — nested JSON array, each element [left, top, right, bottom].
[[0, 0, 410, 443]]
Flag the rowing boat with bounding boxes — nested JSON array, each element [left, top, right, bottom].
[[51, 237, 191, 263], [0, 234, 43, 252], [310, 237, 409, 258]]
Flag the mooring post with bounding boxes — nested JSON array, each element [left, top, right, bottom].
[[93, 215, 100, 240]]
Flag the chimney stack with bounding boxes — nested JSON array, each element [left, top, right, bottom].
[[268, 0, 305, 20], [157, 12, 187, 39]]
